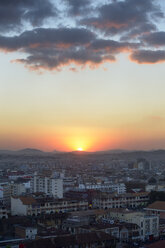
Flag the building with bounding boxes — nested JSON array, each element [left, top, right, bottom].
[[78, 222, 140, 241], [30, 172, 63, 198], [92, 192, 149, 209], [79, 182, 126, 194], [10, 178, 31, 197], [26, 232, 116, 248], [11, 194, 88, 216], [145, 240, 165, 248], [11, 182, 26, 196], [0, 204, 8, 219], [0, 183, 11, 207], [15, 225, 37, 240], [144, 201, 165, 219], [137, 158, 151, 170], [108, 209, 159, 241]]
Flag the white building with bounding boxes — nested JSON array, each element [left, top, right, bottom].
[[79, 183, 126, 194], [109, 209, 159, 241], [30, 172, 63, 198]]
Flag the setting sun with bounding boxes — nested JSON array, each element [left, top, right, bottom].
[[77, 147, 83, 151]]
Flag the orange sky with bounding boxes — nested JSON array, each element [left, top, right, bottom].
[[1, 52, 165, 152]]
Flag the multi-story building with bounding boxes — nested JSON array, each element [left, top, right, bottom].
[[0, 183, 11, 207], [30, 172, 63, 198], [0, 204, 8, 219], [144, 201, 165, 219], [79, 183, 126, 194], [11, 194, 88, 216], [11, 182, 26, 196], [78, 222, 140, 241], [0, 180, 30, 207], [108, 209, 159, 241], [92, 192, 149, 209]]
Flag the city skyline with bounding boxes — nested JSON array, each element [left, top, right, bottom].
[[1, 0, 165, 152]]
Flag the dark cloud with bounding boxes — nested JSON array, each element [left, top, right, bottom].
[[142, 32, 165, 46], [120, 23, 156, 41], [0, 27, 139, 71], [64, 0, 91, 16], [90, 39, 139, 52], [130, 50, 165, 64], [0, 28, 95, 51], [0, 0, 165, 71], [81, 0, 163, 35], [0, 0, 55, 32], [14, 46, 115, 71]]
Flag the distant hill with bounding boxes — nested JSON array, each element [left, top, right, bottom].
[[16, 148, 44, 155], [0, 148, 165, 158], [0, 148, 62, 156]]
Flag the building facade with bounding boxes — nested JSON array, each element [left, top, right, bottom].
[[79, 183, 126, 194], [11, 195, 88, 216], [109, 209, 159, 241], [93, 192, 149, 209], [30, 172, 63, 198], [0, 204, 8, 219]]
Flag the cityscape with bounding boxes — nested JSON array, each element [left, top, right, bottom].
[[0, 149, 165, 247], [1, 0, 165, 248]]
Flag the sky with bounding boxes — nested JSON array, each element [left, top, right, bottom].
[[0, 0, 165, 152]]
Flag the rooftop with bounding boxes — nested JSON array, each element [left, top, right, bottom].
[[26, 232, 115, 248], [145, 240, 165, 248], [145, 201, 165, 211]]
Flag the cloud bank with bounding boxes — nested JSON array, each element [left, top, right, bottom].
[[0, 0, 165, 71]]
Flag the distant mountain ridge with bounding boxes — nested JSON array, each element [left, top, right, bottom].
[[16, 148, 44, 154], [0, 148, 45, 155], [0, 148, 165, 156]]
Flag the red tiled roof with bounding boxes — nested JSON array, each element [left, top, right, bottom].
[[146, 201, 165, 211], [145, 240, 165, 248], [20, 196, 36, 205]]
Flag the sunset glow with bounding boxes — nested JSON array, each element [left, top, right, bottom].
[[0, 0, 165, 152]]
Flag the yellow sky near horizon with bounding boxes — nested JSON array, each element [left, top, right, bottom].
[[1, 53, 165, 151]]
